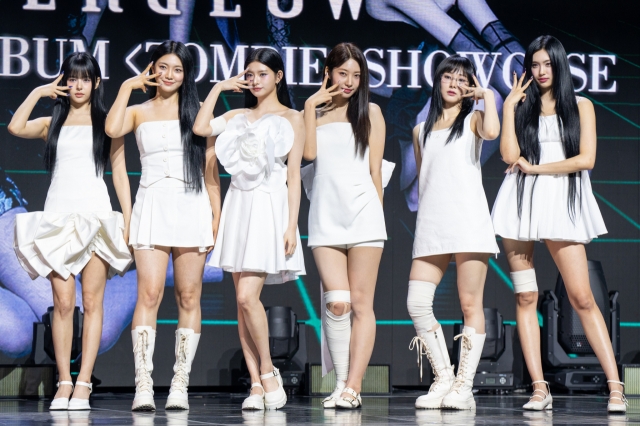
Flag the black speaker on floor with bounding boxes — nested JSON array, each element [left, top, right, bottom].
[[542, 260, 619, 392], [42, 306, 84, 362], [452, 308, 526, 390], [264, 307, 306, 394]]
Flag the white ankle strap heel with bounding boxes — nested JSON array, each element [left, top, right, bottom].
[[50, 381, 74, 411], [522, 380, 552, 411], [607, 380, 628, 413], [260, 368, 287, 410], [68, 381, 93, 411]]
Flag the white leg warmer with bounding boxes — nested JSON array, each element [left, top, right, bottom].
[[511, 269, 538, 294], [407, 280, 438, 337], [324, 290, 352, 383]]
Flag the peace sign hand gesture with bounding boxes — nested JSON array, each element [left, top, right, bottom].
[[215, 70, 251, 93], [124, 62, 161, 93], [505, 72, 534, 108], [305, 73, 341, 109], [37, 73, 70, 100], [460, 75, 489, 104]]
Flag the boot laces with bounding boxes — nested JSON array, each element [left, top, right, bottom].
[[133, 330, 152, 393], [409, 336, 428, 381], [451, 333, 473, 392], [170, 333, 190, 393]]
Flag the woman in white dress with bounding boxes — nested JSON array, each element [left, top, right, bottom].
[[302, 43, 386, 409], [491, 35, 626, 413], [407, 55, 500, 410], [193, 48, 305, 411], [9, 52, 132, 411], [105, 41, 221, 412]]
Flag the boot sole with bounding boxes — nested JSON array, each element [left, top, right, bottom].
[[132, 403, 156, 412], [165, 403, 189, 410], [440, 401, 476, 410]]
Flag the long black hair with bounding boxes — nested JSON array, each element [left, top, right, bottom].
[[422, 55, 476, 146], [148, 41, 206, 192], [324, 42, 371, 157], [515, 35, 581, 220], [44, 52, 110, 176], [243, 48, 292, 109]]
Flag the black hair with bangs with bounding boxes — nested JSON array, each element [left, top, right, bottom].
[[44, 52, 110, 176], [422, 54, 476, 146]]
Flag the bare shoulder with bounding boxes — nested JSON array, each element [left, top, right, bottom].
[[283, 108, 304, 127], [369, 102, 383, 119], [413, 123, 422, 139], [577, 97, 595, 113], [222, 108, 249, 121]]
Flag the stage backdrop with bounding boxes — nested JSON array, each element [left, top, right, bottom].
[[0, 0, 638, 388]]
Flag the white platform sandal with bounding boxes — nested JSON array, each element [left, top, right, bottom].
[[522, 380, 553, 411], [335, 387, 362, 409], [50, 381, 74, 411], [322, 380, 346, 409], [242, 383, 265, 410], [607, 380, 628, 413], [260, 368, 287, 410], [68, 381, 92, 411]]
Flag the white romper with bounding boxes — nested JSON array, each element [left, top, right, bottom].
[[129, 120, 214, 251], [491, 97, 607, 243], [413, 113, 499, 257], [14, 126, 132, 280], [305, 122, 388, 248], [208, 113, 305, 284]]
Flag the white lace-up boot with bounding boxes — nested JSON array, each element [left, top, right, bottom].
[[166, 328, 200, 410], [441, 327, 485, 410], [132, 326, 156, 411], [412, 328, 456, 409]]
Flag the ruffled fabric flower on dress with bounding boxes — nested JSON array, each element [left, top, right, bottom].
[[14, 211, 132, 280], [216, 114, 294, 193]]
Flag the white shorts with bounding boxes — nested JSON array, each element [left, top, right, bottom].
[[310, 240, 385, 250]]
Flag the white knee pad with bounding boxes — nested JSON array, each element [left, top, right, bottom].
[[407, 280, 438, 336], [324, 290, 351, 382], [511, 269, 538, 293]]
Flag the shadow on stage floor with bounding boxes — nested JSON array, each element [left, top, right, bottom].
[[0, 392, 639, 425]]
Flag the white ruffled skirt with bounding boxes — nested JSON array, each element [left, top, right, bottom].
[[208, 184, 305, 284], [129, 178, 214, 251], [14, 211, 132, 280], [492, 169, 607, 243]]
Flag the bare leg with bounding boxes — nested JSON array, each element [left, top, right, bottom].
[[233, 272, 263, 396], [132, 247, 171, 329], [234, 272, 279, 392], [454, 253, 490, 334], [172, 248, 206, 332], [545, 240, 622, 395], [50, 272, 77, 400], [502, 239, 547, 397], [73, 254, 109, 400], [409, 253, 452, 333], [342, 247, 383, 396]]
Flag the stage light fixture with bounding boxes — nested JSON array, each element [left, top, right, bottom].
[[542, 260, 620, 392]]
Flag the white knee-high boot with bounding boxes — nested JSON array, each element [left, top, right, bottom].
[[132, 326, 156, 411], [407, 280, 455, 409], [322, 290, 351, 408], [166, 328, 201, 410], [441, 326, 486, 410]]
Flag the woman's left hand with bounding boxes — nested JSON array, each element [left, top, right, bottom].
[[283, 228, 297, 256], [460, 75, 489, 104], [209, 217, 220, 253], [506, 156, 536, 174]]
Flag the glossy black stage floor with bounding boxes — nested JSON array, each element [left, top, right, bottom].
[[1, 392, 639, 425]]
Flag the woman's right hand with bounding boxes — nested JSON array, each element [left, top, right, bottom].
[[214, 70, 250, 93], [304, 74, 340, 108], [504, 72, 534, 108], [36, 74, 70, 99], [124, 62, 161, 93]]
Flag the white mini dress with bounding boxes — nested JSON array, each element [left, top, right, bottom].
[[491, 98, 607, 243], [413, 113, 499, 257], [208, 113, 305, 284], [129, 120, 214, 251], [14, 126, 132, 280], [304, 122, 389, 248]]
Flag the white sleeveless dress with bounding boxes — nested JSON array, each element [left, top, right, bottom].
[[208, 113, 305, 284], [129, 120, 214, 251], [14, 126, 132, 280], [305, 122, 388, 247], [491, 99, 607, 243], [413, 113, 499, 257]]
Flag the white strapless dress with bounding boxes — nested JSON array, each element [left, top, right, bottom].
[[14, 126, 132, 280], [208, 113, 305, 284], [491, 106, 607, 243]]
